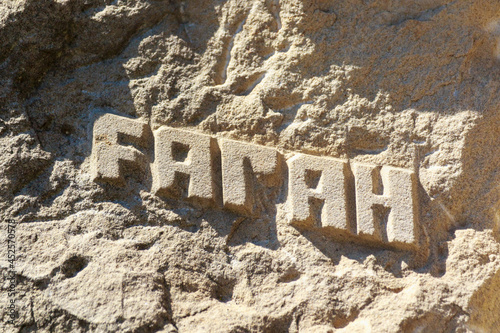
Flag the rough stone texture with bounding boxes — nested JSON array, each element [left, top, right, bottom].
[[0, 0, 499, 332]]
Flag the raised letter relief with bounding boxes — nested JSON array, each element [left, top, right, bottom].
[[221, 138, 281, 215], [287, 154, 353, 232], [91, 113, 149, 186], [90, 115, 420, 249], [352, 163, 418, 245], [152, 126, 218, 206]]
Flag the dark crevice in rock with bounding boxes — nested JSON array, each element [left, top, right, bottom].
[[60, 255, 89, 278]]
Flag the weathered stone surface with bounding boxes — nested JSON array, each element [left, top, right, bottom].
[[0, 0, 499, 332]]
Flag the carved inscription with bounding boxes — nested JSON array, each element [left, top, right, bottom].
[[91, 114, 420, 248], [152, 127, 218, 206], [352, 163, 418, 244], [92, 113, 149, 185], [221, 138, 280, 215], [287, 154, 353, 232]]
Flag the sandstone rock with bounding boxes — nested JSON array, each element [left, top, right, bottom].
[[1, 0, 499, 332]]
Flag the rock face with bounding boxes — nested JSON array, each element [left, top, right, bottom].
[[0, 0, 499, 332]]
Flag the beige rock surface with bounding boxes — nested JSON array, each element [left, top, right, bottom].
[[0, 0, 499, 332]]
